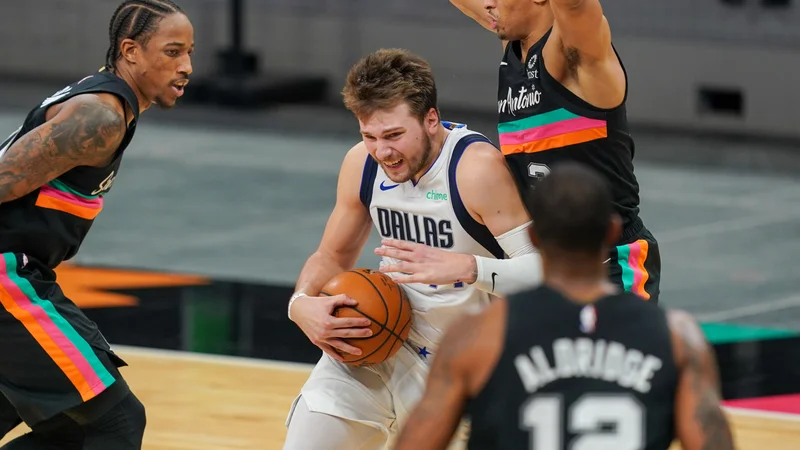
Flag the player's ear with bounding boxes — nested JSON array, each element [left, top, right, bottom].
[[606, 214, 622, 246], [424, 107, 439, 134], [119, 38, 140, 65]]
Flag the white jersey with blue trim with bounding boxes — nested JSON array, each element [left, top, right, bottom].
[[359, 122, 505, 355]]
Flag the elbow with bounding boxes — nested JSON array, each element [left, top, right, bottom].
[[315, 248, 356, 273], [0, 189, 20, 204]]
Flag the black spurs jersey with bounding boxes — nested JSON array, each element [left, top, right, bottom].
[[466, 285, 678, 450], [498, 29, 643, 238], [0, 68, 140, 268]]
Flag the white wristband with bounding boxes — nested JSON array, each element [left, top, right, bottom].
[[471, 221, 541, 296], [288, 292, 307, 321], [473, 252, 542, 296]]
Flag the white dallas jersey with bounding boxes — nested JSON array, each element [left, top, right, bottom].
[[359, 122, 506, 355]]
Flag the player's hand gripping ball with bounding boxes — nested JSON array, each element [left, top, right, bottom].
[[321, 268, 412, 366]]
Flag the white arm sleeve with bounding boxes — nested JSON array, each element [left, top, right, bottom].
[[471, 221, 543, 296]]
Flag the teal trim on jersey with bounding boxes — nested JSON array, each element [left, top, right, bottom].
[[47, 179, 100, 200], [2, 253, 115, 391], [615, 245, 635, 292], [701, 322, 799, 345], [497, 108, 579, 133]]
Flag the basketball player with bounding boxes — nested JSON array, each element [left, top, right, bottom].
[[379, 0, 660, 302], [0, 1, 192, 448], [284, 49, 546, 449], [394, 163, 734, 450]]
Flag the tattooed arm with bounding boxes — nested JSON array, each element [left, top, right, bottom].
[[0, 93, 126, 202], [669, 309, 735, 450], [394, 300, 507, 450]]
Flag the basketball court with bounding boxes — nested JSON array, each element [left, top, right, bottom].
[[0, 82, 799, 447]]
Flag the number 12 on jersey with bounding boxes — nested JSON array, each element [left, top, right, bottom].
[[520, 394, 645, 450]]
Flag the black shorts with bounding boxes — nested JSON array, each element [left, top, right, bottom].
[[607, 223, 661, 304], [0, 252, 128, 427]]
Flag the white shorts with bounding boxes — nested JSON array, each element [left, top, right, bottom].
[[286, 341, 469, 448]]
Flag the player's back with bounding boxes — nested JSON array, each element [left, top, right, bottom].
[[465, 285, 677, 450]]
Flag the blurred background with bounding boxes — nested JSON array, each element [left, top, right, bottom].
[[1, 0, 799, 448]]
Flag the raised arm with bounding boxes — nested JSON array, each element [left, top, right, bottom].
[[669, 309, 735, 450], [549, 0, 611, 63], [0, 93, 126, 202]]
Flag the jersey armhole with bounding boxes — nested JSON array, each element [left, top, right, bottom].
[[447, 134, 505, 259], [359, 155, 379, 210]]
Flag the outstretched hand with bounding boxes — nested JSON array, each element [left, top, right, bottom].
[[375, 238, 477, 286]]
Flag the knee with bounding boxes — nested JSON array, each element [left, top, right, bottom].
[[116, 392, 147, 436], [87, 392, 146, 448]]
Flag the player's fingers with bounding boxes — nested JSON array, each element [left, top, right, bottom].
[[378, 261, 411, 274], [327, 294, 358, 308], [318, 343, 345, 362], [327, 338, 363, 356], [374, 246, 414, 261], [328, 326, 373, 338], [329, 316, 372, 329], [388, 273, 418, 284], [380, 238, 419, 251]]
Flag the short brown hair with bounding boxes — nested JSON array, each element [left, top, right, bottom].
[[342, 48, 439, 122]]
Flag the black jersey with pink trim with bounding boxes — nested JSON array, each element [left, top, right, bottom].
[[0, 69, 139, 268]]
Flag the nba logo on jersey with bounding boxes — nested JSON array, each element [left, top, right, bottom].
[[579, 305, 596, 333]]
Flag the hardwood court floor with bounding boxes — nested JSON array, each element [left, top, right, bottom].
[[2, 346, 799, 449]]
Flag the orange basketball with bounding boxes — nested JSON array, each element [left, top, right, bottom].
[[320, 268, 412, 366]]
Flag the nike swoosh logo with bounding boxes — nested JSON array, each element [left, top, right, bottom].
[[380, 181, 399, 191], [491, 272, 498, 292]]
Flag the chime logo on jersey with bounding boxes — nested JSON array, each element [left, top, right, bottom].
[[580, 304, 597, 333], [376, 207, 454, 248]]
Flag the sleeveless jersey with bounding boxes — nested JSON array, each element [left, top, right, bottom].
[[466, 285, 678, 450], [359, 123, 504, 353], [498, 29, 643, 241], [0, 69, 140, 268]]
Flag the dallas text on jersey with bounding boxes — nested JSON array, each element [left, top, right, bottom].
[[376, 207, 454, 249]]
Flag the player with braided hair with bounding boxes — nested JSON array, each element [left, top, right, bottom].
[[0, 1, 192, 448]]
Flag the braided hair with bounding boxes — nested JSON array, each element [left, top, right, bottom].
[[105, 0, 184, 71]]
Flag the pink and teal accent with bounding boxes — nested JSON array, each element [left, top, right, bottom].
[[35, 179, 103, 220], [0, 253, 115, 401], [615, 239, 651, 301], [498, 108, 607, 155]]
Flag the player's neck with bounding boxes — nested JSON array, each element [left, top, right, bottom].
[[411, 125, 448, 184], [520, 11, 555, 62], [112, 65, 152, 114], [542, 257, 616, 304]]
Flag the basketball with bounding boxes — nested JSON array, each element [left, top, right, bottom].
[[320, 268, 412, 366]]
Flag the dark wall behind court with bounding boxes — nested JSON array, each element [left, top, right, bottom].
[[2, 0, 800, 139]]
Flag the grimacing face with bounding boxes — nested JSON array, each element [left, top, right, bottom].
[[358, 103, 438, 183], [125, 13, 194, 109]]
